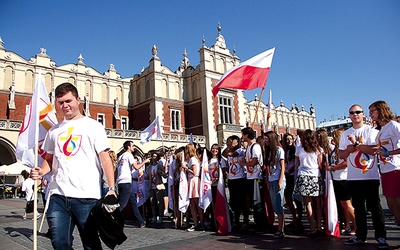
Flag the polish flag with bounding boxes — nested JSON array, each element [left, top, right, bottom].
[[325, 170, 341, 237], [215, 167, 231, 235], [212, 48, 275, 97], [199, 148, 212, 211]]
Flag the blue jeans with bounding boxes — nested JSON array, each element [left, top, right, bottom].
[[118, 182, 132, 211], [47, 194, 101, 250], [130, 188, 145, 224]]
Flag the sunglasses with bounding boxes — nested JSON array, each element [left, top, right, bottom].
[[349, 110, 363, 115]]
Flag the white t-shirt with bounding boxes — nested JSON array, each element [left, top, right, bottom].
[[268, 147, 285, 182], [339, 125, 379, 180], [21, 178, 34, 201], [187, 156, 200, 178], [209, 157, 227, 186], [295, 146, 322, 177], [330, 149, 347, 181], [226, 148, 246, 179], [43, 116, 110, 199], [376, 121, 400, 173], [245, 142, 264, 180], [117, 152, 136, 184]]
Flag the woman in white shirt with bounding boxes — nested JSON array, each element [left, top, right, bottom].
[[293, 129, 323, 235], [370, 100, 400, 225]]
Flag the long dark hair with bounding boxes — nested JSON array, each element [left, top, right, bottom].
[[301, 129, 320, 153], [264, 131, 281, 167]]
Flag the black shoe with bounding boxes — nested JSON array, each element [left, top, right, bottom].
[[344, 235, 366, 245], [44, 231, 52, 239], [376, 238, 389, 249]]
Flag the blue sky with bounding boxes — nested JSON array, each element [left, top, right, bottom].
[[1, 0, 399, 125]]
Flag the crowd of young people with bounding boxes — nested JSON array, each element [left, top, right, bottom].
[[111, 101, 399, 250]]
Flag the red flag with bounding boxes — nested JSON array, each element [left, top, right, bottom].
[[215, 167, 231, 235], [325, 170, 341, 237], [212, 48, 275, 97]]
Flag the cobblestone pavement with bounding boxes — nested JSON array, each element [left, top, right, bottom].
[[0, 196, 399, 249]]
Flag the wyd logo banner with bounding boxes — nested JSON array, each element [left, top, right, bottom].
[[16, 72, 58, 167]]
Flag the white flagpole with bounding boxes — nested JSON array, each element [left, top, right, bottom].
[[33, 70, 42, 250]]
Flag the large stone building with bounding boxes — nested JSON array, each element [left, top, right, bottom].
[[0, 25, 316, 166]]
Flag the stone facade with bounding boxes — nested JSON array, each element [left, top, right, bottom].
[[0, 26, 316, 165]]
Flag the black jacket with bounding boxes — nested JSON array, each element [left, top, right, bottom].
[[89, 195, 127, 249]]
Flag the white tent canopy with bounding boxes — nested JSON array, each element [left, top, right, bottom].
[[0, 162, 31, 176]]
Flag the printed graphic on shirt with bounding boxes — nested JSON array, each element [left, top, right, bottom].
[[57, 126, 82, 158], [377, 134, 393, 164], [229, 157, 239, 176], [347, 136, 372, 174]]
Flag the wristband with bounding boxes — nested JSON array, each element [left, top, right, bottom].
[[108, 187, 116, 191], [380, 146, 390, 158]]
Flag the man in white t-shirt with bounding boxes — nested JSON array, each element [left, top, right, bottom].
[[31, 83, 117, 249], [241, 127, 263, 230], [117, 140, 149, 227], [339, 104, 388, 249]]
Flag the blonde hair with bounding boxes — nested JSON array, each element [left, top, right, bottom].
[[331, 128, 344, 164], [185, 144, 198, 160], [108, 150, 118, 170]]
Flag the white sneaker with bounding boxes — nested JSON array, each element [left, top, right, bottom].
[[32, 213, 41, 221]]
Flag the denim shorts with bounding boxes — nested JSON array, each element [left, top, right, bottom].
[[269, 179, 286, 214]]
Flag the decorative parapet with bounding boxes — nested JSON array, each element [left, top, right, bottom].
[[0, 120, 22, 131], [104, 127, 205, 143]]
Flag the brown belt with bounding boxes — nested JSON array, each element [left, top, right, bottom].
[[132, 178, 138, 181]]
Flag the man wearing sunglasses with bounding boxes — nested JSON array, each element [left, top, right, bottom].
[[338, 104, 388, 249]]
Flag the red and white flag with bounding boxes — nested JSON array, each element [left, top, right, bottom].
[[265, 89, 272, 131], [325, 170, 340, 237], [139, 116, 162, 144], [178, 152, 189, 212], [199, 149, 212, 211], [212, 47, 275, 96], [215, 167, 231, 235], [16, 71, 58, 167]]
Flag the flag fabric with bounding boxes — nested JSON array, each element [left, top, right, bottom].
[[16, 71, 58, 167], [325, 169, 340, 237], [136, 166, 148, 207], [139, 116, 162, 144], [167, 154, 175, 210], [215, 167, 231, 235], [178, 153, 189, 212], [212, 47, 275, 97], [265, 89, 272, 132], [199, 149, 212, 211]]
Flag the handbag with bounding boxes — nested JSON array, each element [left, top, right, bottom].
[[25, 200, 34, 213], [156, 183, 165, 190]]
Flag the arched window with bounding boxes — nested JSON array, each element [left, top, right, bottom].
[[3, 66, 13, 90], [25, 70, 34, 93], [145, 80, 150, 99], [102, 83, 108, 103], [116, 85, 122, 104], [45, 73, 53, 93], [209, 55, 215, 71]]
